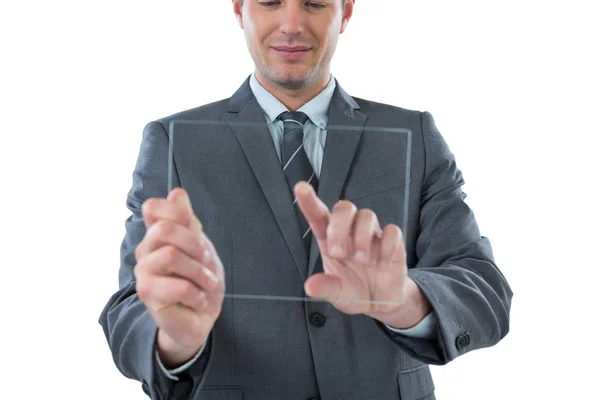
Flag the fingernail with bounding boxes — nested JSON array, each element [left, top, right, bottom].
[[176, 193, 188, 208], [204, 268, 219, 285], [297, 183, 309, 195], [330, 244, 343, 256], [326, 226, 333, 238], [354, 251, 366, 263], [202, 249, 211, 264]]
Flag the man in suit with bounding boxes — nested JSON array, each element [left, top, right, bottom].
[[99, 0, 513, 399]]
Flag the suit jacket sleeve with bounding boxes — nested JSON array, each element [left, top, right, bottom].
[[156, 339, 207, 381], [98, 121, 214, 399], [375, 111, 513, 365]]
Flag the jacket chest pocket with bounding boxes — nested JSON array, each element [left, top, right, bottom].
[[343, 171, 411, 201]]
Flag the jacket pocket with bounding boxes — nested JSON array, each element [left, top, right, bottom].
[[343, 171, 411, 201], [397, 366, 435, 400], [197, 386, 243, 400]]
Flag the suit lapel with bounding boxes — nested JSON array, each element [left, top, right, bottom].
[[225, 77, 309, 282], [224, 77, 368, 283], [308, 82, 368, 276]]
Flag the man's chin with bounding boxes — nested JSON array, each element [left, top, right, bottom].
[[276, 78, 310, 90], [269, 69, 316, 90]]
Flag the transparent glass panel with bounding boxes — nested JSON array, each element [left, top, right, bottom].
[[167, 118, 412, 309]]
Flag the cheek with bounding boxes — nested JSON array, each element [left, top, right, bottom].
[[329, 22, 342, 38], [318, 23, 341, 49], [244, 25, 262, 50], [251, 27, 272, 49]]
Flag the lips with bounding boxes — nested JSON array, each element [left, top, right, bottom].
[[271, 46, 311, 52], [272, 46, 311, 61]]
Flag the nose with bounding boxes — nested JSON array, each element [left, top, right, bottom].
[[279, 3, 304, 35]]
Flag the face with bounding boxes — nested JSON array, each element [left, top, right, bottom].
[[234, 0, 353, 90]]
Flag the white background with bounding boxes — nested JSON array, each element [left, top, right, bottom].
[[2, 0, 599, 398]]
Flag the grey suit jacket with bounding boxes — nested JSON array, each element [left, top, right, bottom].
[[99, 77, 513, 400]]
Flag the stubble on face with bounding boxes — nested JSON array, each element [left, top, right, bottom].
[[257, 51, 326, 91], [242, 1, 342, 91]]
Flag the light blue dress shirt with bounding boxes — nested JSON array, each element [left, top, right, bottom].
[[157, 73, 437, 380]]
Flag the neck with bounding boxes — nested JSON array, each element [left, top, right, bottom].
[[254, 70, 330, 111]]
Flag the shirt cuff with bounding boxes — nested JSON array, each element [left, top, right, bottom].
[[384, 311, 437, 340], [155, 341, 207, 381]]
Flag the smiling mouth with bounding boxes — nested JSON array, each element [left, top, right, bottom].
[[271, 46, 311, 52], [272, 49, 311, 55], [272, 47, 311, 61]]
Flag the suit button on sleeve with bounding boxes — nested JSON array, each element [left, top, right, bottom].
[[141, 381, 150, 395], [455, 332, 471, 349]]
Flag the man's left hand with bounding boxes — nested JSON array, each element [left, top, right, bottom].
[[295, 181, 414, 320]]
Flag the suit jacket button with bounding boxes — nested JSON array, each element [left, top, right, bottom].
[[141, 381, 150, 395], [309, 312, 326, 327], [455, 332, 471, 349]]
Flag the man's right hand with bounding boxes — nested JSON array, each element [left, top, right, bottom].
[[134, 188, 225, 368]]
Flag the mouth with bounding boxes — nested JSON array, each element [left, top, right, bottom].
[[271, 46, 311, 61], [271, 46, 311, 52]]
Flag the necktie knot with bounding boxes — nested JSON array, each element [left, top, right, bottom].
[[279, 111, 309, 127]]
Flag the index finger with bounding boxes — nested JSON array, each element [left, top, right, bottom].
[[294, 181, 330, 242]]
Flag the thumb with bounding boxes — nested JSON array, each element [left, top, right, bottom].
[[305, 274, 342, 303], [169, 188, 203, 236], [168, 187, 191, 209]]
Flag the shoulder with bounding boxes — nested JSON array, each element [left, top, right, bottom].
[[153, 97, 232, 128], [350, 96, 433, 129], [352, 96, 425, 120]]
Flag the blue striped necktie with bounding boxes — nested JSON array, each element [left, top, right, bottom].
[[279, 111, 318, 256]]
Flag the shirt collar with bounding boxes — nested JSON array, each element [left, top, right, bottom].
[[249, 72, 336, 129]]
